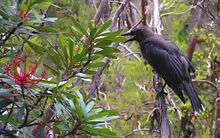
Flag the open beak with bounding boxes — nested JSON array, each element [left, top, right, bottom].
[[122, 32, 135, 43]]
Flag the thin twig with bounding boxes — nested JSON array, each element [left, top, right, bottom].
[[19, 86, 29, 128], [125, 128, 160, 137], [111, 0, 131, 31], [153, 75, 171, 138], [192, 79, 218, 90], [0, 22, 23, 45], [119, 43, 141, 61]]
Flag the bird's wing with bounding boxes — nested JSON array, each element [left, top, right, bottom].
[[146, 37, 193, 78]]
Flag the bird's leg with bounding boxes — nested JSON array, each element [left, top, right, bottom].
[[156, 83, 167, 99]]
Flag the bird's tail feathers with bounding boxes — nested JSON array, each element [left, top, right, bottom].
[[183, 81, 205, 114]]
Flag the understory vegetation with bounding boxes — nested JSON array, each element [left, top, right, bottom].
[[0, 0, 219, 137]]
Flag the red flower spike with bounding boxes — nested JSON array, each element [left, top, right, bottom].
[[5, 56, 46, 89], [5, 65, 10, 76], [18, 11, 28, 22]]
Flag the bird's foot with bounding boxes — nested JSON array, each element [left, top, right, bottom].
[[155, 83, 167, 99], [155, 90, 167, 99]]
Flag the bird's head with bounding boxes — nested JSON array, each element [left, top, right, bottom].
[[122, 26, 154, 43]]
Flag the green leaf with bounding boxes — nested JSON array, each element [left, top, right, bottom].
[[43, 64, 60, 76], [32, 2, 53, 9], [0, 115, 17, 126], [18, 3, 28, 11], [110, 36, 127, 43], [68, 38, 75, 60], [27, 41, 46, 55], [75, 91, 86, 114], [0, 9, 10, 20], [88, 109, 117, 120], [71, 26, 83, 38], [62, 91, 77, 100], [81, 124, 121, 138], [99, 30, 122, 37], [59, 34, 69, 60], [0, 78, 21, 91], [87, 62, 105, 68], [95, 47, 120, 56], [94, 40, 113, 48], [28, 25, 58, 33], [47, 51, 63, 70], [85, 101, 95, 113], [88, 116, 119, 123], [95, 20, 112, 36], [72, 18, 87, 36], [43, 17, 58, 23]]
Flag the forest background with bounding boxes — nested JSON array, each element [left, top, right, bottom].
[[0, 0, 220, 138]]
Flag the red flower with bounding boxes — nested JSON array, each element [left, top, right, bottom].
[[5, 56, 46, 88], [18, 10, 28, 22]]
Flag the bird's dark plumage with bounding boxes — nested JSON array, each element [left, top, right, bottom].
[[123, 26, 204, 113]]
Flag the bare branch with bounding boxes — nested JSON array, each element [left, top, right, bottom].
[[93, 0, 111, 25], [192, 79, 218, 90], [111, 0, 131, 31], [89, 58, 110, 98], [187, 0, 208, 60], [119, 43, 141, 61], [153, 75, 171, 138]]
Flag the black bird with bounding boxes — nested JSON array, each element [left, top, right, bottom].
[[123, 26, 204, 113]]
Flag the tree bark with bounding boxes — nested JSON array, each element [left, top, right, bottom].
[[187, 0, 209, 60], [93, 0, 111, 25]]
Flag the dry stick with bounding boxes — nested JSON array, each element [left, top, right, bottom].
[[93, 0, 110, 25], [89, 58, 110, 98], [141, 0, 147, 25], [192, 79, 218, 90], [187, 0, 208, 60], [214, 89, 220, 138], [153, 75, 171, 138], [0, 22, 23, 46], [19, 86, 29, 128], [119, 43, 141, 61], [89, 0, 131, 98], [110, 0, 131, 31], [167, 92, 182, 120], [125, 128, 160, 137]]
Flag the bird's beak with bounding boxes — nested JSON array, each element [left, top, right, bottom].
[[121, 32, 131, 36], [122, 32, 135, 43]]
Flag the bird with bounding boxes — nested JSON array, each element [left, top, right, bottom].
[[122, 26, 204, 113]]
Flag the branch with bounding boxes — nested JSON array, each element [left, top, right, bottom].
[[111, 0, 131, 31], [125, 128, 159, 137], [0, 22, 23, 45], [153, 75, 171, 138], [119, 43, 141, 61], [167, 92, 182, 120], [192, 79, 218, 90], [141, 0, 147, 25], [160, 0, 204, 17], [19, 86, 29, 128], [93, 0, 111, 25], [89, 58, 110, 98], [187, 0, 208, 60]]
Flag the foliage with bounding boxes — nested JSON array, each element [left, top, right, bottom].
[[0, 0, 220, 138], [0, 0, 124, 137]]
